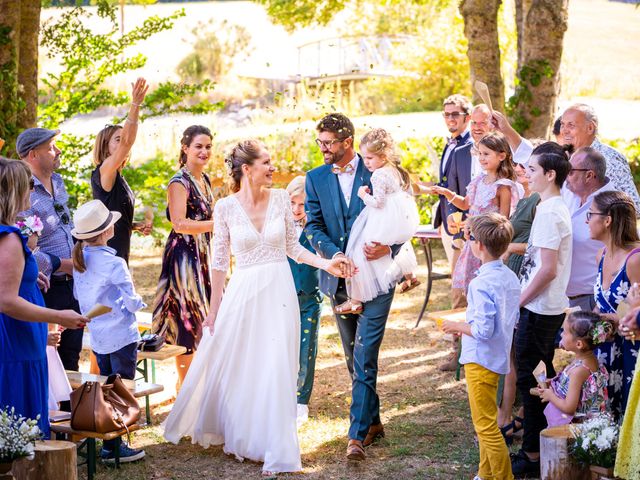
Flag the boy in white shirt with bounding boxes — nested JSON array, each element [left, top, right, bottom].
[[443, 212, 520, 480], [512, 144, 573, 478]]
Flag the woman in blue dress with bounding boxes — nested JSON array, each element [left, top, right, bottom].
[[589, 190, 640, 420], [0, 158, 88, 438]]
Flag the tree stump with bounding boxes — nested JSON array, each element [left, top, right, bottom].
[[540, 424, 590, 480], [11, 440, 77, 480]]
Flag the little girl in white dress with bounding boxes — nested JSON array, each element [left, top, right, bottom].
[[336, 128, 420, 314]]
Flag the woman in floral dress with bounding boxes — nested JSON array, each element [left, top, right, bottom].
[[152, 125, 216, 388], [589, 190, 640, 420]]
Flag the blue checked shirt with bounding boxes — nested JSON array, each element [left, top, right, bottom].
[[19, 173, 75, 277]]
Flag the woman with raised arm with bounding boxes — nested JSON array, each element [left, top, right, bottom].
[[91, 77, 151, 264], [163, 140, 352, 476]]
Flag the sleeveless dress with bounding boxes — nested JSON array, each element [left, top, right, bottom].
[[543, 359, 608, 427], [151, 169, 214, 354], [163, 189, 305, 473], [594, 247, 640, 419], [91, 168, 135, 264], [507, 193, 540, 276], [0, 225, 49, 438], [452, 174, 521, 290], [345, 166, 419, 303], [615, 357, 640, 479]]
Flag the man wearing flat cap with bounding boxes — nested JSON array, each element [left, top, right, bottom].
[[17, 128, 84, 374]]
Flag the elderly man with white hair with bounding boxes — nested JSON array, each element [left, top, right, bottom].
[[561, 103, 640, 212]]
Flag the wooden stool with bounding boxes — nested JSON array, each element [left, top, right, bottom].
[[50, 420, 141, 480], [10, 440, 77, 480], [540, 424, 590, 479]]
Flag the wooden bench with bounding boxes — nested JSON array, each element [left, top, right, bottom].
[[66, 371, 163, 425], [49, 418, 141, 480]]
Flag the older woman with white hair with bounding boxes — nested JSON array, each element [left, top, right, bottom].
[[286, 175, 323, 425]]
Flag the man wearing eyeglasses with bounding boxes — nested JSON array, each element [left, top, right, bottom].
[[17, 128, 83, 374], [430, 94, 472, 271], [305, 113, 402, 461], [562, 148, 615, 311]]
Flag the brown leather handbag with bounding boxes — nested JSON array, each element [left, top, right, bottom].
[[70, 374, 140, 433]]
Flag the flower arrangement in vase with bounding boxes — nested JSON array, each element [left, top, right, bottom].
[[0, 407, 42, 473], [570, 413, 620, 479]]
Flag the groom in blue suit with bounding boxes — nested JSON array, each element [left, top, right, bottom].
[[305, 113, 399, 461]]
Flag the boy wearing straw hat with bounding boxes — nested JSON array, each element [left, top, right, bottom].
[[71, 199, 146, 463]]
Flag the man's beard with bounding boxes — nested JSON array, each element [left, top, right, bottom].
[[323, 147, 346, 165]]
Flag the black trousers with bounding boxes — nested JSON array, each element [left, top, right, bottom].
[[515, 307, 565, 453], [43, 278, 83, 372]]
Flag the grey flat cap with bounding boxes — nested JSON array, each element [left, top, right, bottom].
[[16, 128, 60, 158]]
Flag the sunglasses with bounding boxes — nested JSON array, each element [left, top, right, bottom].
[[29, 178, 35, 191], [53, 202, 70, 225]]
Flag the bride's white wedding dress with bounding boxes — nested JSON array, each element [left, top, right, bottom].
[[163, 189, 309, 473]]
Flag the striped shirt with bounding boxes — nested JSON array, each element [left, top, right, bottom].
[[19, 173, 74, 277]]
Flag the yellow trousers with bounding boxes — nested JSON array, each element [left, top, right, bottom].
[[465, 363, 514, 480]]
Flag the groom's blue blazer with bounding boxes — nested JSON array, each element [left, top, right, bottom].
[[304, 155, 372, 297]]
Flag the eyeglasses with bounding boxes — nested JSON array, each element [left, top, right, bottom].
[[470, 121, 489, 127], [442, 112, 466, 119], [570, 168, 590, 174], [53, 202, 70, 225], [315, 138, 345, 149], [469, 233, 477, 242], [586, 211, 608, 221]]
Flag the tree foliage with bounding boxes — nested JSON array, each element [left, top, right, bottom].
[[37, 0, 222, 208]]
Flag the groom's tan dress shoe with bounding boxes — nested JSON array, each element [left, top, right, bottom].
[[346, 439, 365, 461], [363, 423, 385, 447]]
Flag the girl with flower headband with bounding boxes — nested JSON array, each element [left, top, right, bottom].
[[536, 311, 610, 427], [335, 128, 420, 314]]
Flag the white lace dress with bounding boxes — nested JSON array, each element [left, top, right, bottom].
[[163, 189, 308, 473], [345, 166, 420, 303]]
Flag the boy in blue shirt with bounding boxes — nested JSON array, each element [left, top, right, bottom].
[[443, 212, 520, 480]]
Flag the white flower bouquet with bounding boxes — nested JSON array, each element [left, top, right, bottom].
[[0, 407, 42, 462], [570, 412, 619, 468]]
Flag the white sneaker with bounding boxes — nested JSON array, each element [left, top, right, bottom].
[[296, 403, 309, 427]]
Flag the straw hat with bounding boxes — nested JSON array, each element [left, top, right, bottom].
[[71, 200, 121, 240]]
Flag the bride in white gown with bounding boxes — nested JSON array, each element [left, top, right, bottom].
[[163, 140, 351, 475]]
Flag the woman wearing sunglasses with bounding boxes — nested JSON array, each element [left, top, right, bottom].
[[91, 77, 151, 264]]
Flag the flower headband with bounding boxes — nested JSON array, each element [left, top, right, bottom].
[[591, 320, 614, 345]]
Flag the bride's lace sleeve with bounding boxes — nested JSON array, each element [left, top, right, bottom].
[[361, 168, 395, 208], [212, 199, 231, 272], [282, 190, 328, 269]]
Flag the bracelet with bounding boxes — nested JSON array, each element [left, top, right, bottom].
[[131, 102, 142, 107], [125, 118, 139, 125]]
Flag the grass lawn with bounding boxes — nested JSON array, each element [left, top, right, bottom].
[[79, 242, 491, 479]]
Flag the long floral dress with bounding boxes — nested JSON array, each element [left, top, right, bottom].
[[452, 174, 521, 291], [151, 169, 214, 354], [594, 247, 640, 420]]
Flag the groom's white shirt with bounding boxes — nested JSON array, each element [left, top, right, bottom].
[[336, 154, 359, 207]]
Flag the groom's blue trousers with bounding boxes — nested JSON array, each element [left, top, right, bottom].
[[332, 280, 394, 441]]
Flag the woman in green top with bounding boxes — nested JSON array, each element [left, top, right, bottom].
[[502, 163, 540, 276]]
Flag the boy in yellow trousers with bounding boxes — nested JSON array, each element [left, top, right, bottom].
[[443, 212, 520, 480]]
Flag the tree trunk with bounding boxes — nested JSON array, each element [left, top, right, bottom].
[[515, 0, 524, 69], [11, 440, 77, 480], [540, 425, 591, 480], [459, 0, 505, 111], [0, 0, 21, 156], [517, 0, 569, 138], [17, 0, 41, 129]]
